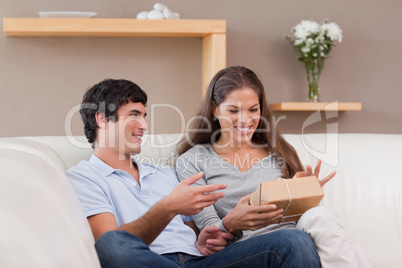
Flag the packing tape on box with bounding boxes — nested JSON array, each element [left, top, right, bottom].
[[283, 179, 292, 213], [281, 179, 304, 220]]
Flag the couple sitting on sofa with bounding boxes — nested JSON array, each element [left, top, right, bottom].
[[66, 66, 371, 267]]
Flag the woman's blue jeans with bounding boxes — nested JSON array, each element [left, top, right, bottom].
[[95, 229, 320, 268]]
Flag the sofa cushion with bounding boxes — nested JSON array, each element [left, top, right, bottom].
[[365, 243, 402, 268]]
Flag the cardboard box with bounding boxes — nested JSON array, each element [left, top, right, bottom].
[[250, 176, 324, 222]]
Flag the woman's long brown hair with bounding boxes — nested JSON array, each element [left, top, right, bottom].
[[176, 66, 303, 178]]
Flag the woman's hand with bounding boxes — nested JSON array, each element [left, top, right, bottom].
[[293, 159, 337, 187], [222, 193, 283, 233], [196, 226, 233, 256]]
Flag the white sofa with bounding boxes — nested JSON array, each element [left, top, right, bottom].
[[0, 133, 401, 268]]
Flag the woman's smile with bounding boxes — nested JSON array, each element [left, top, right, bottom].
[[214, 87, 261, 146]]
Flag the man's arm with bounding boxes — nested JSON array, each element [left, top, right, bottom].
[[88, 199, 178, 244], [185, 221, 233, 256], [88, 172, 227, 245]]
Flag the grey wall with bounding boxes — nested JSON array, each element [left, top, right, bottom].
[[1, 0, 401, 137]]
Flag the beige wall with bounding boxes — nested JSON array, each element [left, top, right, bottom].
[[1, 0, 401, 137]]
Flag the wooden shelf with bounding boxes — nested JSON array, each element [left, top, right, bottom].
[[3, 18, 226, 37], [3, 18, 227, 96], [270, 102, 362, 111]]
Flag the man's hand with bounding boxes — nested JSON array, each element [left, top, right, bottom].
[[222, 193, 283, 233], [162, 172, 227, 216], [196, 226, 233, 256], [293, 159, 337, 188]]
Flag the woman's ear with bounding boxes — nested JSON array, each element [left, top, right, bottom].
[[212, 101, 219, 118], [95, 111, 108, 129]]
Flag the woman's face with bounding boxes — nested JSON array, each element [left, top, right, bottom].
[[213, 87, 261, 146]]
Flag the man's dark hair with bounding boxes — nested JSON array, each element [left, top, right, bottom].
[[80, 79, 147, 146]]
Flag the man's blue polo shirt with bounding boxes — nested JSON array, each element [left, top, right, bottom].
[[66, 154, 201, 256]]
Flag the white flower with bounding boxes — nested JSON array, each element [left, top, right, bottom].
[[294, 27, 309, 40], [285, 19, 342, 65], [315, 34, 324, 43], [294, 39, 304, 46], [284, 19, 342, 99], [306, 38, 314, 45], [293, 20, 320, 40], [321, 22, 343, 42], [300, 20, 320, 34]]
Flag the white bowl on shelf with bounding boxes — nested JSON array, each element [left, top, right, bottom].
[[39, 11, 97, 18]]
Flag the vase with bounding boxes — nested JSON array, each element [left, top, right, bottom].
[[306, 62, 321, 102], [308, 83, 320, 102]]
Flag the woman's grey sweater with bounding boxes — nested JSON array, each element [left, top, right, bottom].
[[176, 144, 296, 242]]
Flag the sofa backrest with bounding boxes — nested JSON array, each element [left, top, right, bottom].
[[0, 138, 101, 268], [306, 133, 402, 249], [2, 133, 401, 258], [19, 134, 315, 170]]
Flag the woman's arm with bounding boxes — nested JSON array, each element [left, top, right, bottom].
[[221, 193, 284, 234]]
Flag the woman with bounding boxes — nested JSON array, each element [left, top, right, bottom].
[[176, 66, 371, 267]]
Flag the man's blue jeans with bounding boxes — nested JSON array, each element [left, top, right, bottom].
[[95, 229, 320, 267]]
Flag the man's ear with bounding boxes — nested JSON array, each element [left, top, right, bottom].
[[95, 112, 108, 129]]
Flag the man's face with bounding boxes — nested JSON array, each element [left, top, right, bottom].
[[105, 101, 148, 158]]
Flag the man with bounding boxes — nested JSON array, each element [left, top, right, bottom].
[[66, 79, 320, 267]]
